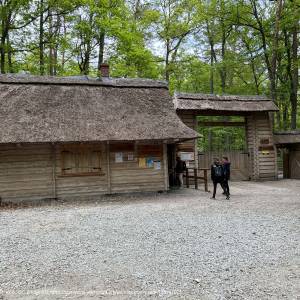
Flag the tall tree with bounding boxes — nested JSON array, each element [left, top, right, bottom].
[[155, 0, 198, 81]]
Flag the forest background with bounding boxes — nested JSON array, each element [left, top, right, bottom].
[[0, 0, 299, 151]]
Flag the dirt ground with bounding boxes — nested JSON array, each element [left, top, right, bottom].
[[0, 180, 299, 300]]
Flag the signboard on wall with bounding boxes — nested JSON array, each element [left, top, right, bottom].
[[115, 152, 123, 163], [179, 152, 194, 161]]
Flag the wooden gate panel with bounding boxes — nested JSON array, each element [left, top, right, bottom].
[[198, 151, 249, 181]]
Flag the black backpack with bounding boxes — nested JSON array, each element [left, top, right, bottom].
[[214, 165, 224, 178]]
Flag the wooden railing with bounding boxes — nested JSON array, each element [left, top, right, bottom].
[[184, 167, 209, 192]]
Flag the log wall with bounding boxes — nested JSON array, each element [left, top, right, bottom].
[[246, 112, 277, 180], [0, 142, 168, 203], [0, 144, 53, 202]]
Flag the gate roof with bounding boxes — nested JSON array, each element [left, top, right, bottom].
[[274, 132, 300, 145], [174, 93, 279, 113]]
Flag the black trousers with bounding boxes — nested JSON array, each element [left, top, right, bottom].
[[223, 180, 230, 195], [213, 181, 222, 198], [213, 180, 229, 198]]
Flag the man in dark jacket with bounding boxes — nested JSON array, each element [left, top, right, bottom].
[[175, 156, 187, 188], [211, 158, 225, 199], [222, 156, 230, 199]]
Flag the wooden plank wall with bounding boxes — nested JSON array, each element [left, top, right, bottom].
[[198, 150, 249, 181], [246, 112, 277, 180], [0, 142, 167, 203], [0, 144, 53, 202], [177, 111, 198, 169], [289, 144, 300, 179], [55, 143, 108, 200], [109, 143, 165, 193]]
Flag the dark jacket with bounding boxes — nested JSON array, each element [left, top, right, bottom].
[[176, 160, 187, 173], [211, 163, 224, 182], [223, 162, 231, 180]]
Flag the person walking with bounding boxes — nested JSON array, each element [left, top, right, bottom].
[[222, 156, 230, 200], [175, 156, 187, 188], [210, 158, 225, 199]]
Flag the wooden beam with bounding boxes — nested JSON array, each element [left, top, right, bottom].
[[52, 144, 57, 199], [163, 142, 169, 191], [198, 121, 246, 127], [106, 141, 111, 193], [180, 110, 251, 116]]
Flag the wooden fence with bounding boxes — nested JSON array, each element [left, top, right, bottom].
[[198, 150, 250, 181]]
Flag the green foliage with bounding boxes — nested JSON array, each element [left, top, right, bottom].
[[197, 116, 247, 152]]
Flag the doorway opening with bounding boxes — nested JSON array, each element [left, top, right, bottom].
[[197, 115, 249, 181]]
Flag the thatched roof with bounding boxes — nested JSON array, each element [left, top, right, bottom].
[[0, 74, 198, 144], [274, 131, 300, 145], [174, 93, 279, 112]]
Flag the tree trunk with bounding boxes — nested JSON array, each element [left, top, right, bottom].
[[165, 39, 170, 82], [210, 42, 214, 94], [39, 0, 45, 75], [0, 16, 7, 74], [61, 16, 67, 72], [283, 102, 288, 131], [290, 24, 298, 129], [7, 32, 12, 73], [97, 29, 105, 76], [49, 10, 54, 76], [220, 37, 226, 94]]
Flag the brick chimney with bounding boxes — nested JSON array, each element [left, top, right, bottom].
[[99, 63, 110, 78]]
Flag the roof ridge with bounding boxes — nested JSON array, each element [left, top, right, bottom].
[[175, 92, 271, 101], [0, 74, 169, 89]]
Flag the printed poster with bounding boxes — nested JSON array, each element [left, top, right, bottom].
[[154, 160, 161, 170], [138, 157, 146, 168], [115, 152, 123, 163], [127, 153, 134, 161], [146, 157, 154, 168]]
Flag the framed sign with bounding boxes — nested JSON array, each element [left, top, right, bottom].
[[180, 152, 194, 161]]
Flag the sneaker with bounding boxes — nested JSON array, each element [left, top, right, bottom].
[[226, 196, 230, 200], [210, 196, 215, 199]]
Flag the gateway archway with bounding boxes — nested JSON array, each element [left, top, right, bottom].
[[174, 93, 279, 181]]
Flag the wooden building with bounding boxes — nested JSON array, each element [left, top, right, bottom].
[[274, 132, 300, 179], [174, 93, 279, 181], [0, 74, 198, 203]]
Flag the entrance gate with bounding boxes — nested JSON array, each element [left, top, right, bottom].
[[174, 93, 279, 181]]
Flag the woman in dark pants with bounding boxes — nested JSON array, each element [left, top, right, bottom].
[[222, 156, 230, 199]]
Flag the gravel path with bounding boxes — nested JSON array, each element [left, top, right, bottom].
[[0, 180, 299, 300]]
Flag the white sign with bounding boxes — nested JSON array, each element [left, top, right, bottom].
[[115, 152, 123, 163], [154, 160, 161, 170], [180, 152, 194, 161], [127, 153, 134, 161]]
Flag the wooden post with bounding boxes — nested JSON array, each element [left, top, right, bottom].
[[163, 142, 169, 191], [186, 168, 189, 188], [194, 113, 199, 170], [106, 141, 111, 193], [204, 169, 208, 192], [51, 143, 57, 199], [194, 168, 198, 189]]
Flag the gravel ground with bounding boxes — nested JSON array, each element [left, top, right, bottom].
[[0, 180, 299, 300]]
